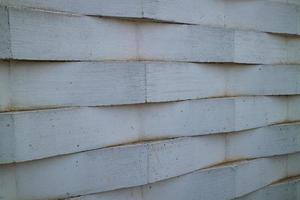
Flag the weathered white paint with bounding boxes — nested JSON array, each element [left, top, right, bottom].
[[65, 154, 300, 200], [1, 61, 300, 111], [0, 7, 299, 63], [0, 96, 295, 163], [236, 176, 300, 200], [1, 0, 300, 35]]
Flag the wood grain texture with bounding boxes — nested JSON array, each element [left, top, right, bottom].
[[0, 96, 299, 164], [1, 0, 300, 35], [1, 61, 300, 111], [64, 154, 300, 200], [0, 7, 299, 63]]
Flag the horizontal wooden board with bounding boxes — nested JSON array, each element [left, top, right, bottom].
[[0, 0, 299, 35], [1, 96, 299, 163], [1, 61, 300, 111], [61, 154, 300, 200], [0, 7, 299, 63], [236, 176, 300, 200]]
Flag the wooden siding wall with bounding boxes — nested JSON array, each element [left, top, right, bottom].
[[0, 0, 300, 200]]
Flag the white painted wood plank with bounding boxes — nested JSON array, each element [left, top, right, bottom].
[[1, 7, 299, 63], [1, 0, 299, 35], [66, 154, 299, 200], [236, 177, 300, 200], [1, 96, 297, 164]]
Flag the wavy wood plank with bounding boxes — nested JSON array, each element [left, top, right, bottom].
[[0, 0, 299, 35], [1, 62, 300, 111], [1, 96, 295, 163], [64, 154, 300, 200], [0, 7, 299, 63]]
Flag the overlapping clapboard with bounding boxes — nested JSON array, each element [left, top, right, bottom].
[[0, 0, 300, 200]]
